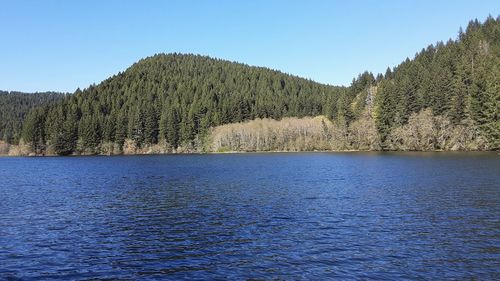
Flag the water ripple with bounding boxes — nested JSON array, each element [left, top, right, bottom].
[[0, 152, 499, 280]]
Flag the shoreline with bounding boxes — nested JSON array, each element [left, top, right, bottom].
[[1, 149, 497, 157]]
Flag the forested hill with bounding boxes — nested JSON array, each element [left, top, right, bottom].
[[0, 91, 65, 144], [16, 15, 500, 155], [20, 54, 346, 155]]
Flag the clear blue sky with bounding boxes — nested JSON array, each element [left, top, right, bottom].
[[0, 0, 498, 93]]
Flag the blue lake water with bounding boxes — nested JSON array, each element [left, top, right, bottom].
[[0, 152, 499, 280]]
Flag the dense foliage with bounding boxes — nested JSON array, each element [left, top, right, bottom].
[[10, 16, 500, 154], [208, 116, 358, 152], [0, 91, 65, 144], [374, 16, 499, 149]]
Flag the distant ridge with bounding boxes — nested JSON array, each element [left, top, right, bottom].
[[0, 91, 66, 144]]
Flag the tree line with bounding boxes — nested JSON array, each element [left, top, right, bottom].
[[8, 15, 500, 154]]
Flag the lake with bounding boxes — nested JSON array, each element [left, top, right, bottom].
[[0, 152, 499, 280]]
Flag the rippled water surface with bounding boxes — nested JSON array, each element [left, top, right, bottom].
[[0, 152, 499, 280]]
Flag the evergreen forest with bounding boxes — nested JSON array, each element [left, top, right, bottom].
[[1, 16, 498, 155]]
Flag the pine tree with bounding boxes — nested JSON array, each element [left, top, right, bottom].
[[53, 105, 78, 155], [22, 107, 47, 153], [114, 110, 127, 149], [143, 105, 159, 145], [374, 80, 397, 147], [160, 107, 179, 149], [78, 115, 101, 153], [131, 107, 145, 147]]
